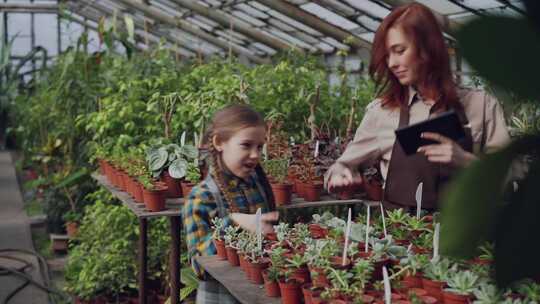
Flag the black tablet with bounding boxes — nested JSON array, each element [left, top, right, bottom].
[[395, 110, 466, 155]]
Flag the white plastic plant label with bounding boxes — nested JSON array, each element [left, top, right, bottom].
[[262, 143, 268, 161], [365, 205, 370, 253], [290, 136, 295, 146], [415, 182, 423, 219], [180, 131, 186, 147], [433, 222, 440, 262], [380, 203, 388, 239], [256, 208, 262, 251], [194, 132, 199, 147], [314, 140, 320, 158], [383, 266, 391, 304], [342, 208, 352, 266]]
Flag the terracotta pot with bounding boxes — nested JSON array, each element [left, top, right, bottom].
[[330, 256, 351, 270], [271, 183, 293, 206], [120, 171, 129, 192], [132, 180, 144, 204], [295, 179, 305, 198], [309, 266, 330, 288], [363, 178, 383, 201], [422, 278, 446, 302], [142, 185, 167, 212], [161, 171, 182, 198], [372, 258, 392, 280], [278, 280, 302, 304], [238, 253, 247, 272], [181, 182, 195, 199], [213, 239, 227, 260], [265, 232, 278, 241], [442, 291, 471, 304], [290, 266, 311, 284], [248, 260, 269, 284], [66, 221, 79, 239], [394, 301, 412, 304], [308, 224, 328, 239], [402, 274, 423, 289], [156, 294, 168, 304], [262, 270, 281, 297], [303, 182, 323, 202], [312, 296, 324, 304], [226, 246, 240, 266], [407, 288, 428, 297], [420, 295, 438, 304], [302, 283, 314, 304]]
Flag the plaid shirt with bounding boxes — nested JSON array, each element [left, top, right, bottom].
[[182, 169, 270, 277]]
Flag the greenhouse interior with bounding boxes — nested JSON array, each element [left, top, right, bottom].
[[0, 0, 539, 303]]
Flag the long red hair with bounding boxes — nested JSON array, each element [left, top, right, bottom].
[[369, 3, 458, 110]]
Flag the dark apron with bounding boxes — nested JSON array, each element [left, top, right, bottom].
[[384, 97, 473, 211]]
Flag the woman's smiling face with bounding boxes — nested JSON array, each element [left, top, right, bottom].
[[386, 26, 419, 86]]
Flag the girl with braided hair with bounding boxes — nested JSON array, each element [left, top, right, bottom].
[[183, 104, 278, 304]]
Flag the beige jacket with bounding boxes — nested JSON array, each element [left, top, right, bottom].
[[330, 86, 511, 180]]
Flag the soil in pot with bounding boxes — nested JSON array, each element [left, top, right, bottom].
[[278, 279, 302, 304], [225, 246, 240, 266], [308, 224, 328, 239], [213, 239, 227, 260], [271, 182, 293, 206]]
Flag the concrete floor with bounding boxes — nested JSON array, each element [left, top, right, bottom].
[[0, 151, 49, 304]]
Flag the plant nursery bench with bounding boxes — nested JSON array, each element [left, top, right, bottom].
[[92, 173, 182, 304], [196, 255, 281, 304], [279, 194, 379, 210]]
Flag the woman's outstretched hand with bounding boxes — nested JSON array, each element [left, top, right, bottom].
[[324, 162, 363, 193], [417, 132, 476, 167], [230, 211, 279, 234]]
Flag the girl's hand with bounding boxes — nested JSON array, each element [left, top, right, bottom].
[[324, 162, 363, 193], [417, 132, 476, 168], [230, 211, 279, 234]]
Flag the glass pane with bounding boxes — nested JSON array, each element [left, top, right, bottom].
[[35, 13, 58, 56], [60, 19, 84, 52], [7, 13, 31, 38]]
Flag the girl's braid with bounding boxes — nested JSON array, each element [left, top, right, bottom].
[[208, 143, 242, 213]]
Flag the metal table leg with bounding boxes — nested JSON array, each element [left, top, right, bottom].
[[139, 218, 148, 304], [170, 216, 181, 304]]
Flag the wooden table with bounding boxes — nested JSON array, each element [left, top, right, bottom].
[[92, 173, 182, 304], [196, 256, 281, 304]]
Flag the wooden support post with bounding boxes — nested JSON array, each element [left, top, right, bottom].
[[139, 218, 148, 304], [170, 216, 181, 304]]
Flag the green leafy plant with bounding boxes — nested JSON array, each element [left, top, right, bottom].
[[262, 158, 289, 184], [423, 258, 454, 282], [146, 143, 198, 179], [472, 283, 503, 304], [185, 162, 201, 184], [211, 217, 225, 241]]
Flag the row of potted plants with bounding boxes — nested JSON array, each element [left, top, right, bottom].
[[209, 209, 539, 304], [97, 142, 202, 212]]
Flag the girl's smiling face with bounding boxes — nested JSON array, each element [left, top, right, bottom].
[[214, 126, 266, 179]]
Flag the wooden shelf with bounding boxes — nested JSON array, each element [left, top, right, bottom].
[[278, 194, 378, 209], [91, 173, 184, 218], [196, 255, 280, 304]]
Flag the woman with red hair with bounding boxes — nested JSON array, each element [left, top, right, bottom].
[[325, 3, 510, 211]]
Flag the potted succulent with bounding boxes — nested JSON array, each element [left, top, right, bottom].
[[305, 239, 335, 288], [138, 172, 168, 212], [262, 265, 281, 297], [472, 283, 503, 304], [472, 242, 494, 265], [422, 258, 453, 302], [211, 217, 227, 260], [361, 166, 383, 201], [146, 143, 198, 198], [263, 158, 293, 206], [181, 162, 201, 199], [309, 212, 333, 239], [246, 244, 269, 284], [278, 270, 303, 304], [397, 253, 430, 289], [223, 225, 241, 266], [442, 270, 480, 304], [286, 253, 311, 284]]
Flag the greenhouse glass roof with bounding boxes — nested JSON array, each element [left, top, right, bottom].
[[1, 0, 527, 62]]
